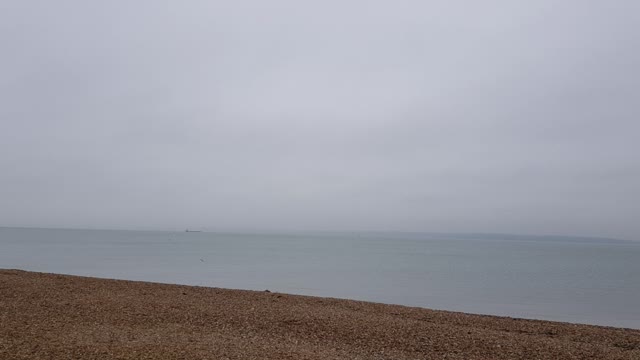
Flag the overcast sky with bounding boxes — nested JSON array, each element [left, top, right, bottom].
[[1, 1, 639, 239]]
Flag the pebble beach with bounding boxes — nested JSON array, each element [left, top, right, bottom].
[[1, 269, 639, 359]]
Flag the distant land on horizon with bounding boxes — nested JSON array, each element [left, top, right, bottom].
[[0, 226, 635, 244]]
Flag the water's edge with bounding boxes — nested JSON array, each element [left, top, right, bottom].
[[2, 227, 639, 329]]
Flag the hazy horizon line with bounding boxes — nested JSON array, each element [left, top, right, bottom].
[[1, 225, 635, 243]]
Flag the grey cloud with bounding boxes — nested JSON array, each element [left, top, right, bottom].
[[1, 1, 639, 239]]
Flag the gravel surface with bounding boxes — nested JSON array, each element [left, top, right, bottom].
[[1, 269, 639, 359]]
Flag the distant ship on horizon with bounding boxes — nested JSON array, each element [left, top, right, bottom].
[[185, 229, 202, 233]]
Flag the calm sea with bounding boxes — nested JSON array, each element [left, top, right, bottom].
[[1, 227, 639, 329]]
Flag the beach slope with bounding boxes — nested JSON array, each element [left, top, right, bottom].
[[1, 269, 638, 359]]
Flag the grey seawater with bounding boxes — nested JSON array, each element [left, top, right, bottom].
[[1, 227, 639, 329]]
